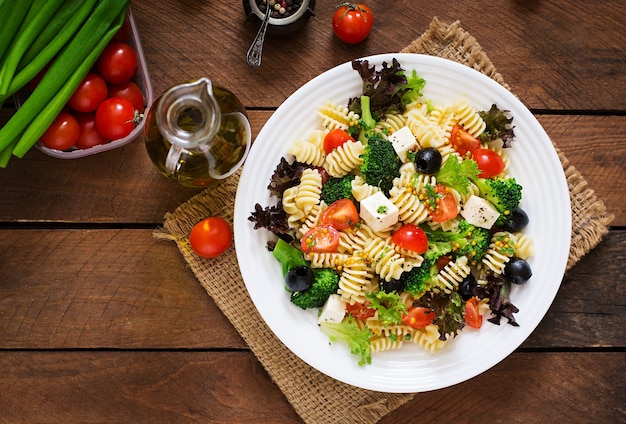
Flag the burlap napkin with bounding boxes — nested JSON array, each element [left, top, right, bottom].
[[155, 18, 614, 424]]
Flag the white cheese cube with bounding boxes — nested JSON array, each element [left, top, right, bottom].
[[461, 195, 501, 229], [359, 191, 399, 232], [387, 126, 418, 163], [317, 294, 347, 324]]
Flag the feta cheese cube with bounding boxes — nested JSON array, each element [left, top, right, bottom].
[[317, 294, 347, 324], [387, 126, 418, 163], [359, 191, 399, 232], [461, 195, 501, 229]]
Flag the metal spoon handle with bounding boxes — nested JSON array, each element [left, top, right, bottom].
[[246, 5, 271, 68]]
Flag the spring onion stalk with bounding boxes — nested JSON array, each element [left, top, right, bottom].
[[0, 0, 65, 97], [0, 0, 34, 65], [17, 0, 89, 71], [10, 7, 128, 160], [0, 0, 130, 159], [6, 0, 99, 100]]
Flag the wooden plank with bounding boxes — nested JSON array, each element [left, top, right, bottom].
[[130, 1, 626, 110], [1, 229, 624, 349], [0, 351, 622, 423], [1, 111, 624, 226]]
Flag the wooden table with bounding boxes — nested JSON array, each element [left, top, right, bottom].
[[1, 1, 624, 422]]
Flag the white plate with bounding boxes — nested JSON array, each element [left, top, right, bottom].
[[234, 53, 571, 393]]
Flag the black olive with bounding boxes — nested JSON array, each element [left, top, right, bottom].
[[504, 257, 532, 285], [380, 278, 405, 293], [285, 265, 314, 292], [458, 273, 478, 300], [414, 148, 443, 174], [500, 207, 530, 232]]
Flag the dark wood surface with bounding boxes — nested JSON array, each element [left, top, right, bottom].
[[1, 1, 625, 422]]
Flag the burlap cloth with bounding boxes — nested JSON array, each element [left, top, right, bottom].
[[155, 18, 615, 423]]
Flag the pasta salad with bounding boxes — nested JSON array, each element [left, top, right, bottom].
[[249, 58, 533, 365]]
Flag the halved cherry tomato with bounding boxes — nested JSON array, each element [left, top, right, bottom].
[[332, 3, 374, 44], [68, 73, 108, 113], [300, 225, 340, 253], [464, 297, 483, 329], [391, 224, 428, 254], [402, 306, 436, 329], [189, 216, 233, 258], [346, 302, 376, 320], [321, 198, 359, 230], [429, 184, 458, 223], [323, 128, 354, 154], [40, 111, 79, 151], [472, 148, 505, 178], [450, 125, 481, 156]]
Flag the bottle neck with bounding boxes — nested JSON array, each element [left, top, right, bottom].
[[155, 77, 221, 150]]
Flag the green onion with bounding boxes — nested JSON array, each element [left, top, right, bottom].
[[0, 0, 34, 65], [6, 0, 99, 100], [0, 0, 65, 97], [0, 0, 131, 160]]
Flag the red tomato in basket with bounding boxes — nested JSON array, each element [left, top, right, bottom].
[[108, 81, 145, 113], [74, 113, 108, 149], [97, 42, 137, 85], [40, 111, 80, 151], [68, 73, 108, 113], [189, 217, 233, 258], [95, 97, 136, 141]]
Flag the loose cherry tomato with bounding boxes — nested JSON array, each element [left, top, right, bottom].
[[346, 301, 376, 320], [450, 125, 481, 156], [332, 3, 374, 44], [323, 128, 354, 154], [96, 42, 137, 85], [74, 113, 108, 149], [391, 224, 428, 254], [189, 216, 233, 258], [108, 81, 145, 113], [321, 198, 359, 230], [40, 111, 79, 150], [300, 225, 340, 254], [472, 148, 505, 178], [402, 306, 436, 329], [429, 184, 458, 223], [68, 73, 108, 113], [95, 97, 136, 140], [464, 297, 483, 328]]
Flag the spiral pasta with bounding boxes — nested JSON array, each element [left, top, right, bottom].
[[337, 257, 377, 304], [452, 98, 486, 138], [318, 101, 359, 130], [324, 140, 365, 178], [294, 168, 322, 215], [434, 256, 471, 294], [287, 130, 327, 167], [351, 175, 380, 202]]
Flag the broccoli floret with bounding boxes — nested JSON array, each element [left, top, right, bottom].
[[399, 258, 438, 296], [359, 133, 401, 195], [470, 176, 523, 226], [319, 317, 373, 366], [290, 268, 340, 310], [423, 220, 491, 264], [321, 174, 356, 205]]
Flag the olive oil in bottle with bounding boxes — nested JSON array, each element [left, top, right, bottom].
[[144, 78, 251, 188]]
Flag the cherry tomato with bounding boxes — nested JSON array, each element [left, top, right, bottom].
[[464, 297, 483, 329], [402, 306, 436, 329], [112, 18, 132, 42], [391, 224, 428, 254], [40, 111, 79, 150], [74, 113, 108, 149], [332, 3, 374, 44], [300, 225, 340, 254], [189, 216, 233, 258], [321, 198, 359, 230], [429, 184, 458, 223], [450, 125, 481, 156], [323, 128, 354, 154], [95, 97, 136, 140], [472, 148, 505, 178], [96, 42, 137, 85], [68, 73, 108, 113], [108, 81, 145, 113], [346, 301, 376, 320]]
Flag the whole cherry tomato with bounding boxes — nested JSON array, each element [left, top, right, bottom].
[[40, 111, 80, 151], [323, 128, 354, 154], [68, 73, 108, 113], [74, 113, 108, 149], [391, 224, 428, 254], [472, 148, 505, 178], [108, 81, 145, 113], [332, 3, 374, 44], [95, 97, 136, 140], [189, 217, 233, 258], [96, 42, 137, 85]]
